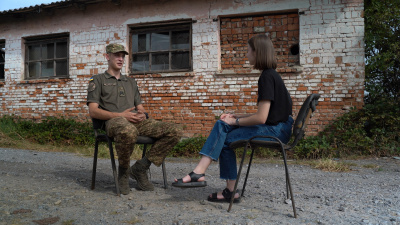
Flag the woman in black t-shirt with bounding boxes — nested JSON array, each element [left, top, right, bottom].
[[173, 34, 293, 203]]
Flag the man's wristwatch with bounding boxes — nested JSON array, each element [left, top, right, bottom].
[[236, 118, 240, 126]]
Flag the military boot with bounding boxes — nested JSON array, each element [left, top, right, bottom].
[[118, 166, 130, 195], [130, 157, 154, 191]]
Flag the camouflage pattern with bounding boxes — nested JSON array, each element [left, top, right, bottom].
[[118, 166, 130, 194], [106, 43, 128, 55], [105, 117, 182, 168]]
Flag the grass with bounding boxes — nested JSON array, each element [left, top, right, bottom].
[[362, 164, 380, 169], [225, 156, 362, 173], [1, 132, 362, 172], [122, 217, 143, 224], [0, 130, 145, 161], [309, 159, 353, 172], [62, 220, 75, 225], [0, 113, 391, 173]]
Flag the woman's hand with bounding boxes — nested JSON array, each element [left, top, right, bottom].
[[220, 114, 236, 125], [220, 113, 235, 120]]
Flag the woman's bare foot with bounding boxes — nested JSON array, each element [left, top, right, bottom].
[[174, 172, 206, 183], [172, 171, 207, 188]]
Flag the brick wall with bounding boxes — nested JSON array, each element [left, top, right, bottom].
[[0, 0, 364, 137], [298, 0, 365, 132]]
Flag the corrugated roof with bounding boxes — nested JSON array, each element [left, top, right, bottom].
[[0, 0, 110, 16], [0, 0, 67, 14]]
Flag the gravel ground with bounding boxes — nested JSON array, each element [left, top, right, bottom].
[[0, 148, 399, 225]]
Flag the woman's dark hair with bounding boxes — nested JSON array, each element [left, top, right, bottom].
[[248, 34, 277, 70]]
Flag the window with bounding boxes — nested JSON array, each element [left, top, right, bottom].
[[25, 34, 69, 79], [0, 41, 4, 81], [130, 21, 192, 74], [220, 12, 300, 72]]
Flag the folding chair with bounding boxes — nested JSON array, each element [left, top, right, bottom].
[[90, 118, 168, 196], [228, 94, 320, 217]]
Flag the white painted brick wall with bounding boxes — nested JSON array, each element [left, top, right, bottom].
[[0, 0, 365, 136]]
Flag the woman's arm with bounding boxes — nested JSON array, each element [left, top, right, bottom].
[[220, 100, 271, 126]]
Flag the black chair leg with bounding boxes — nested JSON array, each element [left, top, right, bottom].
[[142, 144, 153, 181], [142, 143, 168, 189], [228, 144, 249, 212], [142, 144, 147, 158], [281, 147, 296, 218], [108, 140, 120, 196], [91, 140, 99, 190], [229, 136, 297, 218], [241, 146, 256, 197], [162, 161, 168, 189]]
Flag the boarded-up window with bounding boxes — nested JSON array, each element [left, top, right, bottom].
[[220, 13, 300, 73]]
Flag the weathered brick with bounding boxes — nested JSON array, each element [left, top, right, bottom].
[[0, 0, 364, 138]]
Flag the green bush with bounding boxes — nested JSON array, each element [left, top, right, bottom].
[[169, 135, 207, 157], [0, 115, 94, 146], [1, 100, 399, 160], [294, 100, 400, 159]]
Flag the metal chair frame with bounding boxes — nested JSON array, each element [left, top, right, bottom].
[[90, 119, 168, 196], [228, 94, 320, 218]]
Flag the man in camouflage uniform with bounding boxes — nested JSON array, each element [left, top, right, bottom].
[[87, 43, 182, 195]]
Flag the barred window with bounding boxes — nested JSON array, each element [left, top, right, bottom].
[[130, 21, 192, 74], [0, 41, 5, 81], [25, 34, 69, 79]]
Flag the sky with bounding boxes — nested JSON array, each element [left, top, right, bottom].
[[0, 0, 59, 11]]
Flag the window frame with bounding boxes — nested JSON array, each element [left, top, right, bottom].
[[129, 21, 193, 75], [219, 11, 300, 72], [0, 41, 5, 81], [24, 34, 69, 80]]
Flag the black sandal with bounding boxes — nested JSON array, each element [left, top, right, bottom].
[[172, 171, 207, 188], [207, 188, 241, 203]]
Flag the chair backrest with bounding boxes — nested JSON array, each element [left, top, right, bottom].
[[92, 118, 106, 130], [290, 94, 320, 148]]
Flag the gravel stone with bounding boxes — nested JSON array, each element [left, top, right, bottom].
[[0, 148, 399, 224]]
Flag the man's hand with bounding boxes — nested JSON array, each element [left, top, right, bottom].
[[120, 107, 146, 123]]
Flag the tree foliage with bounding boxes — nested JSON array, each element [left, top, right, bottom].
[[364, 0, 400, 103]]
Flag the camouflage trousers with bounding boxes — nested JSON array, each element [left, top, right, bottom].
[[105, 117, 182, 168]]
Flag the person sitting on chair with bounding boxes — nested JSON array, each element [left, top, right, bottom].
[[172, 34, 293, 203], [87, 43, 182, 195]]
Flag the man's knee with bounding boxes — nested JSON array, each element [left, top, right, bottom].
[[106, 117, 138, 144], [117, 126, 138, 144], [167, 123, 183, 138]]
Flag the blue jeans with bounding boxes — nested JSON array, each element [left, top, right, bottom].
[[199, 116, 294, 180]]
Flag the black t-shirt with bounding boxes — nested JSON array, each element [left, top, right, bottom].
[[257, 69, 292, 125]]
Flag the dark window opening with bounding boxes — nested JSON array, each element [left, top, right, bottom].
[[290, 44, 299, 55], [24, 34, 69, 79], [130, 22, 192, 74], [0, 41, 5, 80]]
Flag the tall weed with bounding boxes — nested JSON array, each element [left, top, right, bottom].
[[1, 99, 399, 160], [0, 115, 94, 146], [294, 100, 400, 159]]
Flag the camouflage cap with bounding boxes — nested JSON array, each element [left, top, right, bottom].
[[106, 43, 128, 55]]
